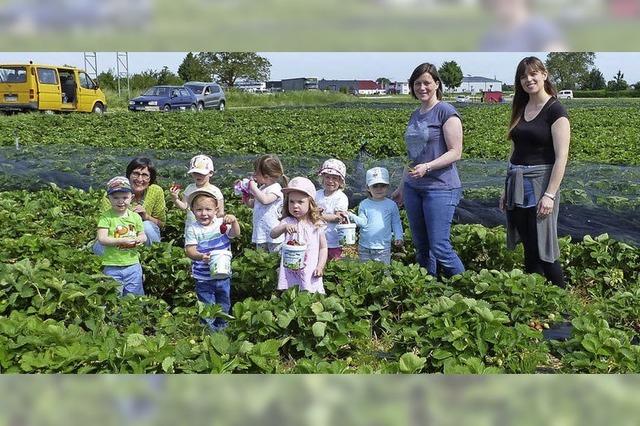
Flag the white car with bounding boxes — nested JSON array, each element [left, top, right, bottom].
[[558, 90, 573, 99], [455, 95, 470, 103]]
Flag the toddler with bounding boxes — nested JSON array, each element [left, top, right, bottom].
[[241, 154, 288, 252], [338, 167, 403, 265], [184, 187, 240, 332], [270, 177, 328, 294], [170, 154, 225, 226], [316, 159, 349, 260], [96, 176, 147, 296]]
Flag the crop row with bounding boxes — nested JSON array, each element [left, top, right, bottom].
[[1, 185, 639, 373], [1, 105, 639, 165]]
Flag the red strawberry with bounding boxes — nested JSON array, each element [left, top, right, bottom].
[[220, 223, 228, 234], [287, 240, 296, 245]]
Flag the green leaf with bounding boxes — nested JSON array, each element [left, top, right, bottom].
[[209, 333, 230, 354], [399, 352, 426, 373], [126, 333, 146, 347], [311, 301, 324, 315], [316, 311, 334, 322], [312, 321, 326, 338], [162, 356, 175, 373]]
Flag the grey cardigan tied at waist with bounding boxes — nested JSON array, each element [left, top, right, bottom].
[[504, 163, 560, 262]]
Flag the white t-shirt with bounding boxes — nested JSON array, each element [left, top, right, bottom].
[[252, 183, 284, 244], [316, 189, 349, 248]]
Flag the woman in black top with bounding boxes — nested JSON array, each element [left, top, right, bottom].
[[499, 56, 570, 287]]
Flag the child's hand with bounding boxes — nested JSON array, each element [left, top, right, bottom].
[[394, 240, 404, 247], [201, 252, 211, 263], [118, 238, 137, 249], [285, 224, 298, 235], [335, 211, 349, 223], [132, 204, 147, 219], [223, 214, 237, 224], [169, 183, 181, 200], [313, 267, 324, 277]]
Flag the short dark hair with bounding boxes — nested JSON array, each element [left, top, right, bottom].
[[126, 157, 157, 184], [408, 62, 443, 100]]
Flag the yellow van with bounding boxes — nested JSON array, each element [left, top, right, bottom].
[[0, 63, 107, 114]]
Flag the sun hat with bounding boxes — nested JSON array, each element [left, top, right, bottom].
[[188, 154, 214, 175], [106, 176, 132, 195], [318, 158, 346, 180], [282, 177, 317, 201], [188, 186, 222, 208], [366, 167, 390, 187]]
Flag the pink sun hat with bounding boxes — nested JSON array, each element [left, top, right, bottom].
[[282, 176, 317, 201]]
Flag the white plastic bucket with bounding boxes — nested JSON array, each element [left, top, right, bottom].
[[281, 243, 307, 270], [336, 222, 357, 246], [209, 250, 232, 279]]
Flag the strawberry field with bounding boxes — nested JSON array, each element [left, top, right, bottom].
[[1, 103, 639, 373]]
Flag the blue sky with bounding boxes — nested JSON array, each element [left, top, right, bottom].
[[2, 52, 639, 84]]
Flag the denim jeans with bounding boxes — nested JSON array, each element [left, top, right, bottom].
[[195, 277, 231, 332], [93, 220, 161, 256], [103, 263, 145, 296], [403, 184, 465, 277], [358, 246, 392, 265]]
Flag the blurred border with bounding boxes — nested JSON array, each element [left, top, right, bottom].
[[1, 375, 639, 425]]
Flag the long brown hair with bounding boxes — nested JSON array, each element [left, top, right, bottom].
[[408, 63, 443, 101], [280, 192, 323, 226], [254, 154, 289, 186], [508, 56, 558, 139]]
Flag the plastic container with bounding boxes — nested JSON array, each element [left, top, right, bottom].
[[209, 250, 232, 279], [233, 178, 251, 196], [336, 218, 357, 246], [281, 243, 307, 270]]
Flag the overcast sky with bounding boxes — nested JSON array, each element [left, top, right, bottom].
[[2, 52, 639, 84]]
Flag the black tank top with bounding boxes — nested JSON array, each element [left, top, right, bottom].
[[510, 98, 568, 165]]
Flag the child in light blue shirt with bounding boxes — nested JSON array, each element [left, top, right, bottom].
[[339, 167, 403, 265]]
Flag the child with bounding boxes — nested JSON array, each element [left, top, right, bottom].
[[170, 154, 225, 226], [316, 159, 349, 260], [241, 154, 288, 253], [184, 187, 240, 332], [338, 167, 403, 265], [96, 176, 147, 296], [270, 177, 328, 294]]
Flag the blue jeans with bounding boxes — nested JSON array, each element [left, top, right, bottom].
[[195, 278, 231, 332], [403, 184, 465, 277], [103, 263, 144, 296], [358, 246, 392, 265], [93, 220, 161, 256]]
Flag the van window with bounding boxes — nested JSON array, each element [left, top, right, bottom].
[[0, 66, 27, 83], [37, 68, 58, 85], [79, 72, 96, 89]]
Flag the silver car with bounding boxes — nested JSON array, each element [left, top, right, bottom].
[[183, 81, 226, 111]]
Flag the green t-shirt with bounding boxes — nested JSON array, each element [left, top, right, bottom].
[[100, 184, 167, 226], [97, 209, 144, 266]]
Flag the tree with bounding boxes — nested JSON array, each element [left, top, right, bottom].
[[376, 77, 391, 89], [438, 61, 463, 92], [130, 70, 159, 93], [607, 70, 628, 91], [177, 52, 209, 82], [545, 52, 595, 90], [96, 69, 117, 91], [157, 66, 182, 85], [580, 68, 606, 90], [196, 52, 271, 87]]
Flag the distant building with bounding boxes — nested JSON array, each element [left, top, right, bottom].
[[266, 80, 282, 92], [318, 79, 384, 95], [281, 77, 318, 91], [457, 76, 503, 94], [235, 79, 267, 93], [388, 81, 410, 95]]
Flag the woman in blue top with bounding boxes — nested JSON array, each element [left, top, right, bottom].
[[392, 62, 465, 277]]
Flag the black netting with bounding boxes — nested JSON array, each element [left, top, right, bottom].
[[1, 144, 639, 245]]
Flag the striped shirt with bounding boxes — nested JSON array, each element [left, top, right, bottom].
[[184, 219, 231, 281]]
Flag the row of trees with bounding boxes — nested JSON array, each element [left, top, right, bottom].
[[96, 53, 271, 93]]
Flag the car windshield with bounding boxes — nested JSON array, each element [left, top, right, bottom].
[[142, 87, 172, 96], [184, 85, 203, 94]]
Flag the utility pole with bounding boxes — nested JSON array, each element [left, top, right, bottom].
[[116, 52, 130, 98], [83, 52, 98, 79]]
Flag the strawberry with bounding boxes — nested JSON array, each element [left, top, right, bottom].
[[287, 240, 296, 245], [220, 223, 228, 234]]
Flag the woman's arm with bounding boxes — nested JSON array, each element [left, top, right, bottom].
[[408, 116, 463, 179], [499, 141, 515, 211], [537, 117, 570, 217]]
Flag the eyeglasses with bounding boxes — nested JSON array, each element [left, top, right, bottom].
[[130, 172, 151, 181]]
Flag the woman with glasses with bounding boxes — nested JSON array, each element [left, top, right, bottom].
[[94, 157, 166, 255]]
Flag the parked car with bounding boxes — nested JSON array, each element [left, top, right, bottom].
[[455, 95, 470, 103], [558, 90, 574, 99], [128, 85, 197, 112], [183, 81, 226, 111], [0, 63, 106, 114]]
